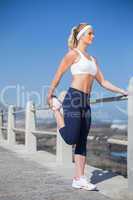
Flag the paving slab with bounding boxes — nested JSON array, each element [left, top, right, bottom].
[[0, 142, 133, 200]]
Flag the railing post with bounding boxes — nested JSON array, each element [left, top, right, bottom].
[[128, 77, 133, 192], [25, 101, 36, 152], [56, 108, 72, 165], [7, 105, 15, 145], [0, 110, 4, 141]]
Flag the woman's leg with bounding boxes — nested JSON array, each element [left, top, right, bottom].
[[74, 154, 86, 179], [54, 110, 86, 178], [74, 107, 91, 179]]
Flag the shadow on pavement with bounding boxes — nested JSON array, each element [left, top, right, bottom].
[[90, 169, 118, 184]]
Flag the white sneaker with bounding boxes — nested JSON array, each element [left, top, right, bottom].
[[51, 95, 62, 111], [72, 175, 97, 191]]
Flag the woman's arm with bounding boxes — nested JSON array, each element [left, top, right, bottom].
[[93, 57, 128, 95], [47, 50, 77, 98]]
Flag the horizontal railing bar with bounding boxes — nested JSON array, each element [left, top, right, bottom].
[[90, 95, 128, 104], [33, 106, 50, 111], [33, 95, 128, 110], [13, 109, 25, 114], [107, 138, 127, 146], [32, 130, 56, 135], [1, 126, 7, 130], [13, 128, 25, 133]]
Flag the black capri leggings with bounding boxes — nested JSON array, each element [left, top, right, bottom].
[[58, 87, 91, 156]]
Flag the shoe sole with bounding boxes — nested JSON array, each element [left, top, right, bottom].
[[72, 185, 97, 191], [72, 185, 81, 189], [81, 185, 97, 191]]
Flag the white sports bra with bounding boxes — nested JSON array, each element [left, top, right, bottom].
[[70, 48, 97, 76]]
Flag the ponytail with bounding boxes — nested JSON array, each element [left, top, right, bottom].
[[67, 26, 78, 50]]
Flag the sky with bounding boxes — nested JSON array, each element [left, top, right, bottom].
[[0, 0, 132, 109]]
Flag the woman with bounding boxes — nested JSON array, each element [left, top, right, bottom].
[[47, 22, 128, 190]]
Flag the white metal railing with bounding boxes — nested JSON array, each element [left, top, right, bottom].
[[0, 77, 133, 192], [0, 101, 73, 165]]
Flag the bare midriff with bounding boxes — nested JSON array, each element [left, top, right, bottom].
[[70, 74, 94, 94]]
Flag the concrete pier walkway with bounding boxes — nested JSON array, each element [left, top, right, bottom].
[[0, 143, 132, 200]]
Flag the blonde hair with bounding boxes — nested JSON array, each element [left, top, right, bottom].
[[68, 22, 89, 50]]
